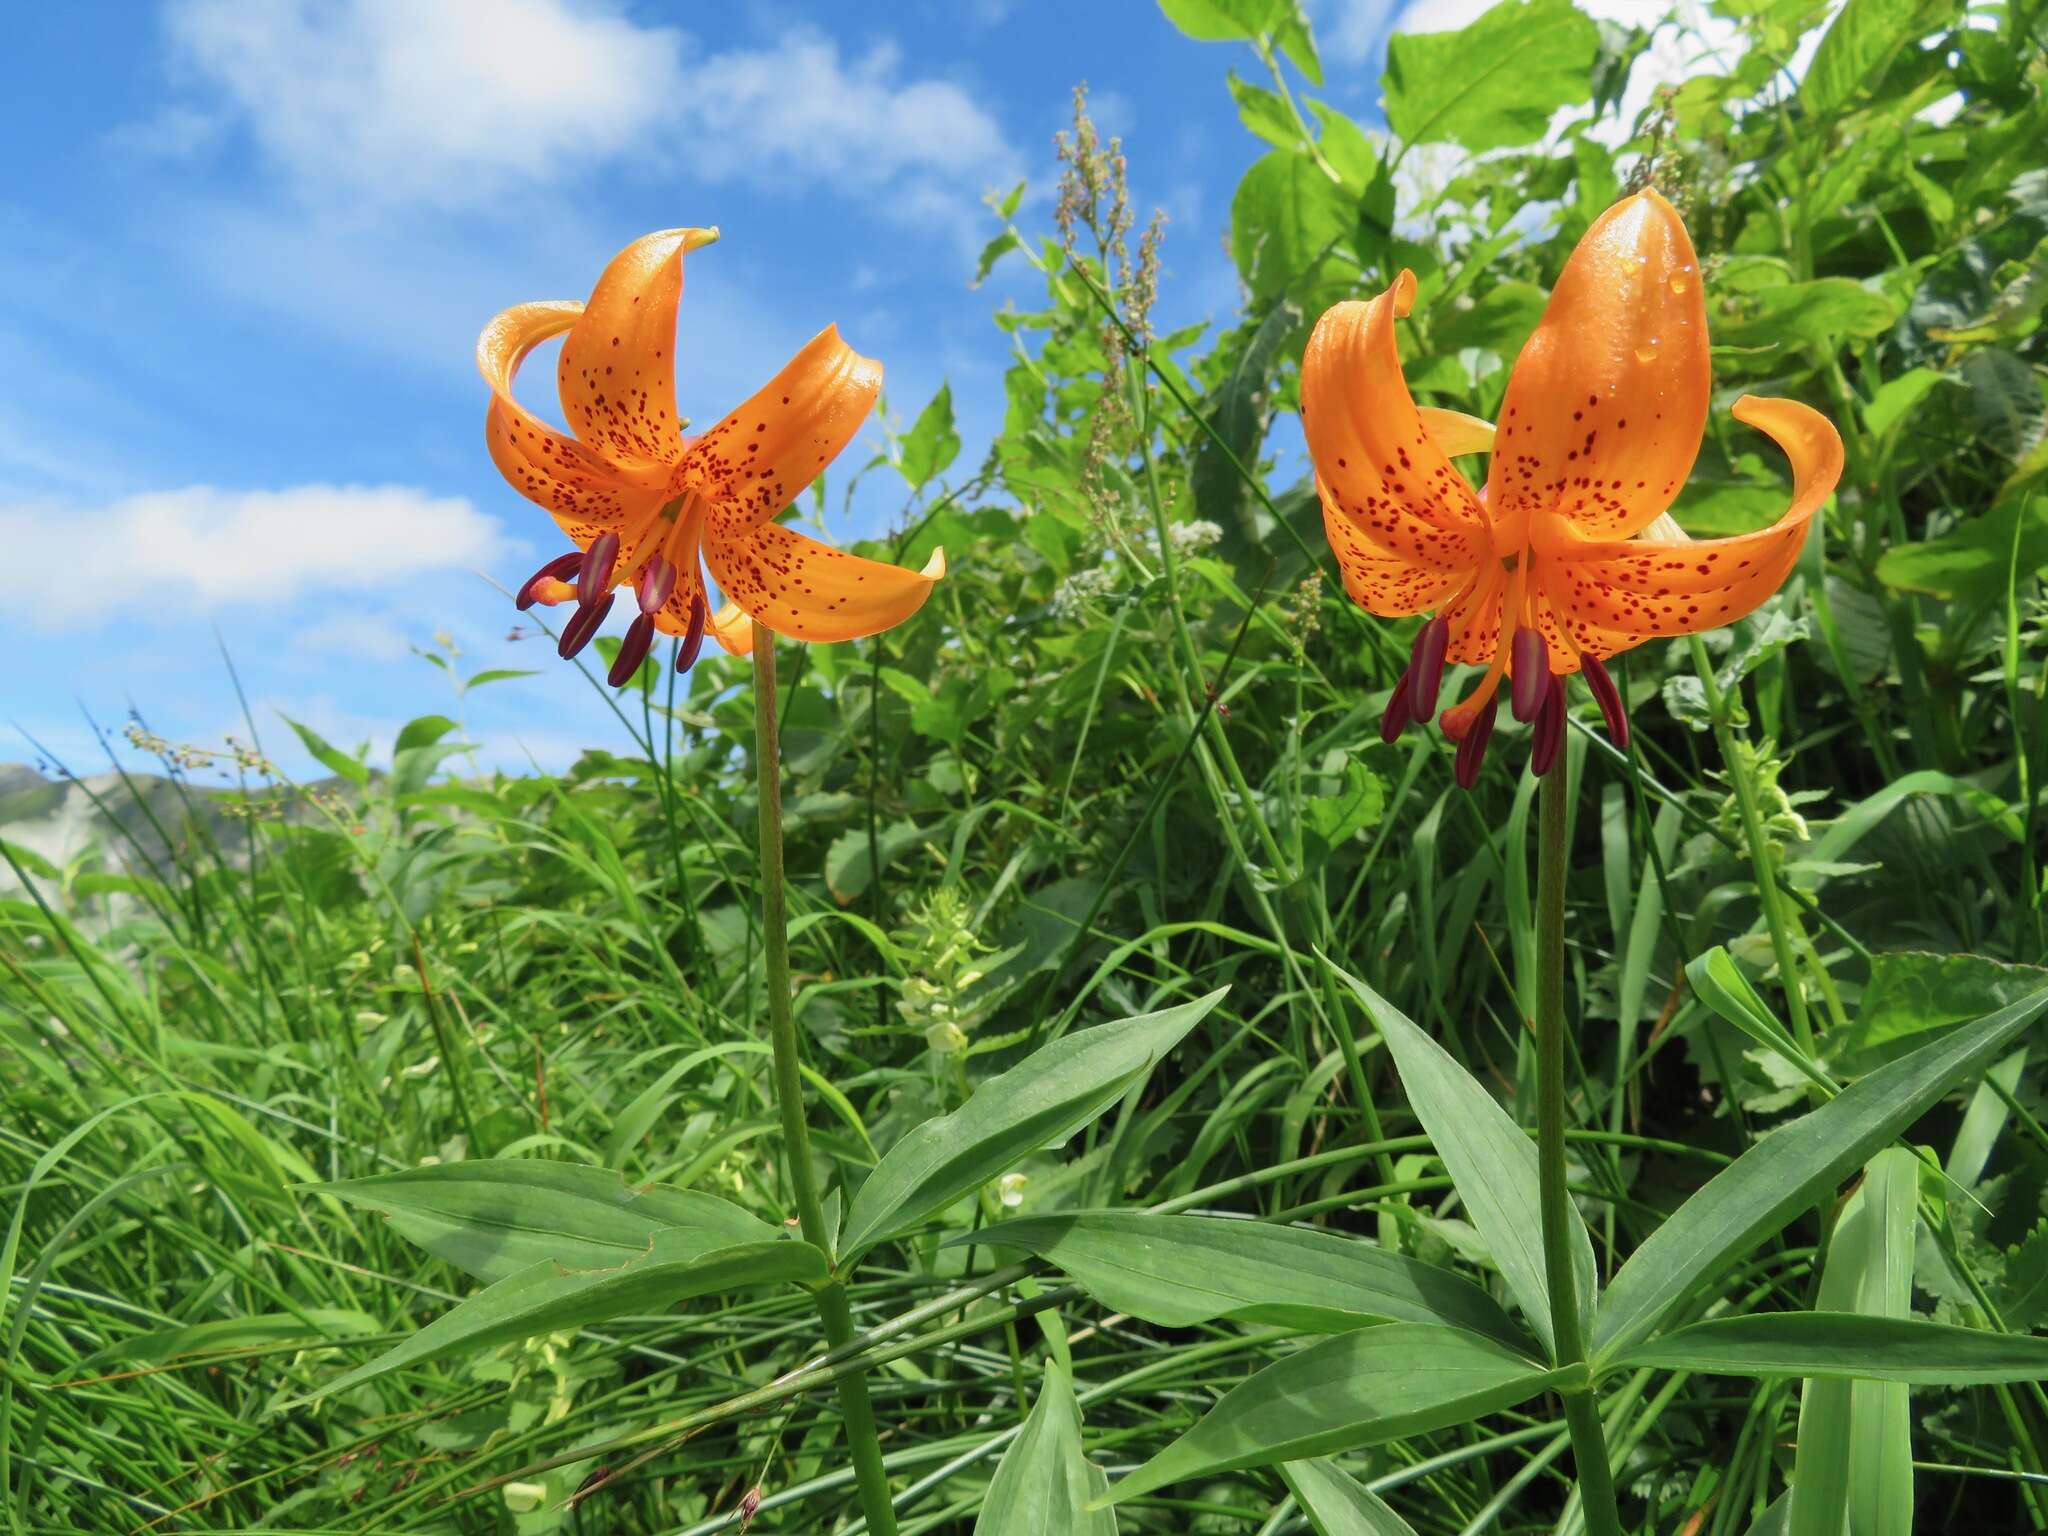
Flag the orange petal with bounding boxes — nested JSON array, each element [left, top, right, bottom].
[[687, 325, 883, 537], [1492, 191, 1710, 542], [1316, 475, 1465, 617], [478, 301, 667, 544], [556, 228, 718, 475], [705, 521, 944, 644], [1301, 273, 1487, 572], [1417, 407, 1496, 458], [1442, 564, 1506, 667], [1541, 395, 1843, 646], [708, 600, 754, 657]]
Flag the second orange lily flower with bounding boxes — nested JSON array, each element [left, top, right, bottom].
[[479, 228, 944, 686], [1302, 191, 1844, 786]]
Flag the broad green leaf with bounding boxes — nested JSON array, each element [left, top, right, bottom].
[[462, 667, 538, 688], [1875, 493, 2048, 603], [1842, 951, 2048, 1054], [1686, 947, 1833, 1091], [1191, 300, 1302, 550], [899, 382, 962, 490], [974, 1361, 1116, 1535], [1383, 0, 1599, 154], [1230, 148, 1353, 302], [1331, 962, 1595, 1360], [826, 818, 930, 905], [1789, 1149, 1917, 1536], [969, 1212, 1529, 1347], [1715, 279, 1901, 352], [320, 1161, 776, 1284], [1280, 1458, 1418, 1535], [283, 715, 368, 787], [394, 714, 460, 753], [1156, 0, 1285, 43], [1804, 0, 1957, 116], [76, 1309, 381, 1374], [1228, 71, 1300, 150], [1618, 1311, 2048, 1384], [306, 1236, 827, 1401], [1301, 761, 1387, 863], [839, 990, 1226, 1261], [1592, 985, 2048, 1361], [1102, 1323, 1560, 1506]]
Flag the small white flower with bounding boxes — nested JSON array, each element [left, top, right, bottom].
[[998, 1172, 1029, 1208]]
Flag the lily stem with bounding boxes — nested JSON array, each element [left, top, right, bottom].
[[752, 620, 899, 1536], [1537, 754, 1624, 1536]]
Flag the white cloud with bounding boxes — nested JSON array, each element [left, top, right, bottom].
[[4, 483, 507, 627], [163, 0, 684, 206], [292, 611, 415, 662]]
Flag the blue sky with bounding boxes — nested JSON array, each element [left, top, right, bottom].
[[0, 0, 1450, 783]]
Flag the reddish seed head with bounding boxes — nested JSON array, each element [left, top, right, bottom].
[[579, 530, 620, 607], [1409, 616, 1450, 717], [1531, 680, 1565, 777], [1509, 626, 1550, 722], [675, 590, 709, 672], [609, 612, 656, 686], [1453, 694, 1499, 789], [558, 591, 615, 659], [1581, 652, 1629, 749], [516, 551, 583, 611], [1380, 672, 1413, 744], [636, 555, 677, 615]]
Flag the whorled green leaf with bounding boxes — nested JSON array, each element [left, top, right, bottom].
[[968, 1212, 1529, 1347], [1383, 0, 1599, 154], [1594, 984, 2048, 1361], [1280, 1457, 1418, 1536], [974, 1361, 1116, 1535], [1618, 1311, 2048, 1384], [319, 1160, 776, 1284], [1329, 961, 1595, 1360], [839, 990, 1226, 1262], [305, 1235, 827, 1401], [1101, 1324, 1561, 1507]]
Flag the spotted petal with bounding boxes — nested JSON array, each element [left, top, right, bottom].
[[556, 228, 717, 475], [706, 520, 944, 644], [1541, 396, 1842, 650], [479, 301, 667, 545], [688, 325, 883, 537], [1491, 191, 1710, 542], [1301, 272, 1488, 572]]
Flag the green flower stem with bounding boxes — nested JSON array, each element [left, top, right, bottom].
[[1538, 756, 1624, 1536], [753, 620, 899, 1536], [1688, 636, 1817, 1058]]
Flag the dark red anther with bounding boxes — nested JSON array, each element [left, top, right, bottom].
[[515, 551, 582, 611], [557, 592, 615, 659], [675, 590, 709, 672], [578, 530, 619, 607], [1509, 626, 1550, 722], [1453, 694, 1498, 790], [1581, 652, 1628, 750], [1531, 678, 1566, 777], [1409, 616, 1450, 717], [636, 554, 677, 615], [1380, 672, 1413, 744], [608, 612, 656, 686]]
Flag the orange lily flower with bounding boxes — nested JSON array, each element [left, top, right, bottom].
[[1302, 191, 1844, 787], [479, 228, 945, 686]]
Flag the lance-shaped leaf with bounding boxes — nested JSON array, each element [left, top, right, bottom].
[[1593, 984, 2048, 1361], [319, 1160, 776, 1284], [1100, 1324, 1562, 1507], [1616, 1312, 2048, 1384], [969, 1212, 1528, 1349], [1280, 1458, 1419, 1536], [974, 1361, 1116, 1535], [304, 1235, 827, 1401], [1328, 961, 1595, 1360], [839, 989, 1226, 1262]]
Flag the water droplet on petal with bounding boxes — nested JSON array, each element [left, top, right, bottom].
[[1634, 339, 1660, 364], [1669, 275, 1690, 295]]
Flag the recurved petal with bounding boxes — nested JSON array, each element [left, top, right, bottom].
[[1441, 564, 1506, 667], [708, 600, 754, 656], [1417, 407, 1496, 459], [479, 301, 667, 542], [706, 520, 943, 644], [1316, 476, 1465, 617], [557, 228, 718, 474], [1542, 395, 1842, 644], [687, 325, 883, 537], [1490, 191, 1710, 541], [1301, 273, 1487, 572]]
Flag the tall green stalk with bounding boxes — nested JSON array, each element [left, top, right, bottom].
[[752, 621, 899, 1536], [1537, 755, 1624, 1536]]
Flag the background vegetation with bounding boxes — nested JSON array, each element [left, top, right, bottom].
[[4, 0, 2046, 1530]]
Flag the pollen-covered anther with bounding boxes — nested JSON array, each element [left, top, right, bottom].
[[1453, 695, 1499, 789], [675, 590, 709, 672], [609, 612, 656, 686], [1581, 652, 1629, 749], [579, 530, 620, 606], [1380, 673, 1413, 744], [636, 555, 678, 615], [1509, 626, 1550, 722], [558, 591, 615, 659], [516, 551, 583, 610], [1409, 616, 1450, 717]]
